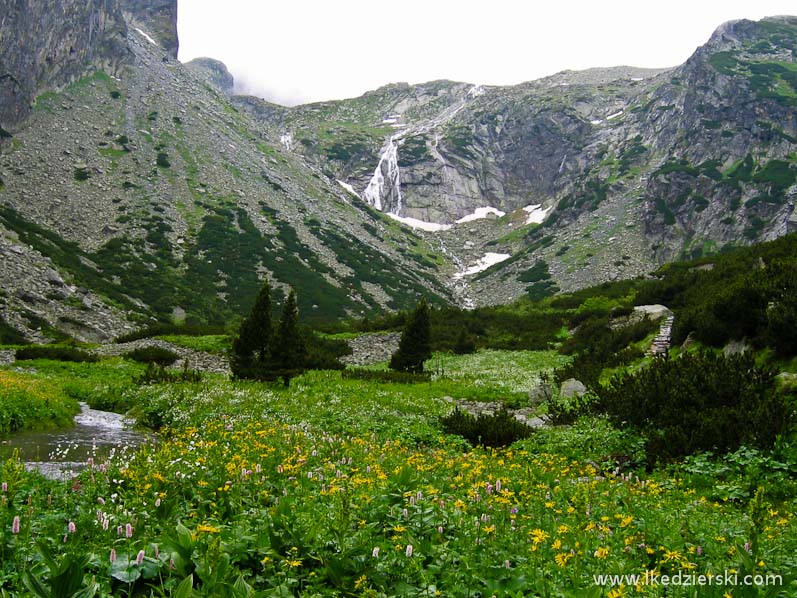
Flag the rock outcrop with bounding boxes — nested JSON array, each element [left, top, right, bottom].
[[185, 58, 235, 94]]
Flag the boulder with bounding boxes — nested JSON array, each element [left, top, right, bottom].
[[560, 378, 587, 399]]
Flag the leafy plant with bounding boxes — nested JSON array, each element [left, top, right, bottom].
[[15, 345, 98, 363], [124, 346, 179, 366], [440, 406, 532, 447]]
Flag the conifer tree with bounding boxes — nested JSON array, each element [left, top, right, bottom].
[[390, 297, 432, 373], [231, 279, 272, 379], [272, 289, 306, 385]]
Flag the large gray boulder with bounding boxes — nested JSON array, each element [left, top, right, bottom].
[[560, 378, 587, 399]]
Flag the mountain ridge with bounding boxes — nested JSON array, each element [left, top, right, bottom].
[[1, 8, 796, 342]]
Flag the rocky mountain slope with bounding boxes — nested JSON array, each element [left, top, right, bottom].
[[0, 1, 454, 341], [1, 6, 796, 342], [242, 16, 797, 299]]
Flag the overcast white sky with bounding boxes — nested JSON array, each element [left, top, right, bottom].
[[178, 1, 796, 106]]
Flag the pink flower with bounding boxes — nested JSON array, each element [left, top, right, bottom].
[[97, 497, 105, 505], [136, 550, 145, 565], [405, 544, 413, 558], [126, 523, 133, 538], [12, 516, 20, 534], [1, 482, 7, 493], [110, 549, 117, 562], [155, 498, 161, 507], [68, 521, 76, 534], [372, 546, 380, 558]]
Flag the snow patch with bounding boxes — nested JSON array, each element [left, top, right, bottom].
[[631, 77, 644, 81], [607, 110, 624, 120], [337, 180, 360, 197], [454, 253, 512, 279], [456, 206, 505, 224], [590, 119, 603, 125], [134, 27, 158, 46], [523, 204, 552, 225], [382, 117, 398, 124], [280, 132, 293, 151], [387, 213, 452, 232]]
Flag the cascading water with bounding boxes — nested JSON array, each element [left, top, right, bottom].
[[360, 85, 485, 217], [362, 138, 402, 213]]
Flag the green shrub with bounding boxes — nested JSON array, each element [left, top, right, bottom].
[[593, 352, 790, 464], [303, 329, 351, 370], [134, 361, 203, 385], [452, 329, 476, 355], [124, 346, 179, 366], [440, 406, 532, 448], [115, 323, 228, 343], [156, 152, 171, 168], [15, 345, 98, 363], [342, 368, 431, 384]]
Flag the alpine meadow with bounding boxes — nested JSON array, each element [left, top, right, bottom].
[[1, 3, 797, 596]]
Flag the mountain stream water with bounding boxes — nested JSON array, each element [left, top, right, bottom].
[[1, 403, 153, 479]]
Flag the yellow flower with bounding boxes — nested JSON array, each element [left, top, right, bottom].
[[354, 575, 367, 589], [552, 539, 562, 550], [662, 549, 682, 563], [594, 546, 609, 559], [530, 529, 549, 545], [607, 585, 627, 598], [554, 552, 572, 567], [392, 524, 406, 533], [285, 559, 302, 568], [196, 523, 219, 533], [483, 525, 495, 534]]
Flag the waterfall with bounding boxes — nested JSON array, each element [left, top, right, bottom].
[[362, 138, 402, 214]]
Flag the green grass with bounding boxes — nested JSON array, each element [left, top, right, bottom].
[[155, 334, 231, 354], [1, 344, 795, 595]]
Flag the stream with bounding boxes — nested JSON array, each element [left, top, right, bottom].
[[1, 403, 153, 479]]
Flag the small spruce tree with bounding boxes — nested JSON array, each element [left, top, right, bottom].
[[230, 279, 272, 379], [390, 297, 432, 373], [272, 289, 307, 385]]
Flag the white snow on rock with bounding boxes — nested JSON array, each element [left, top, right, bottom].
[[387, 213, 452, 232], [456, 206, 506, 224], [279, 132, 293, 151], [337, 180, 360, 197], [382, 117, 398, 124], [134, 27, 158, 46], [523, 204, 552, 224], [454, 253, 512, 279], [590, 119, 603, 125], [607, 110, 624, 120]]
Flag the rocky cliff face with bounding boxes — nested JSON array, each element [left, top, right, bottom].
[[0, 7, 452, 341], [121, 0, 179, 59], [0, 0, 177, 135]]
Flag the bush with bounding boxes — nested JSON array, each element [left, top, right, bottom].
[[303, 329, 351, 370], [593, 351, 791, 464], [440, 407, 532, 448], [15, 345, 98, 363], [342, 368, 431, 384], [452, 328, 476, 355], [115, 323, 227, 343], [134, 361, 203, 385], [124, 346, 179, 366]]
